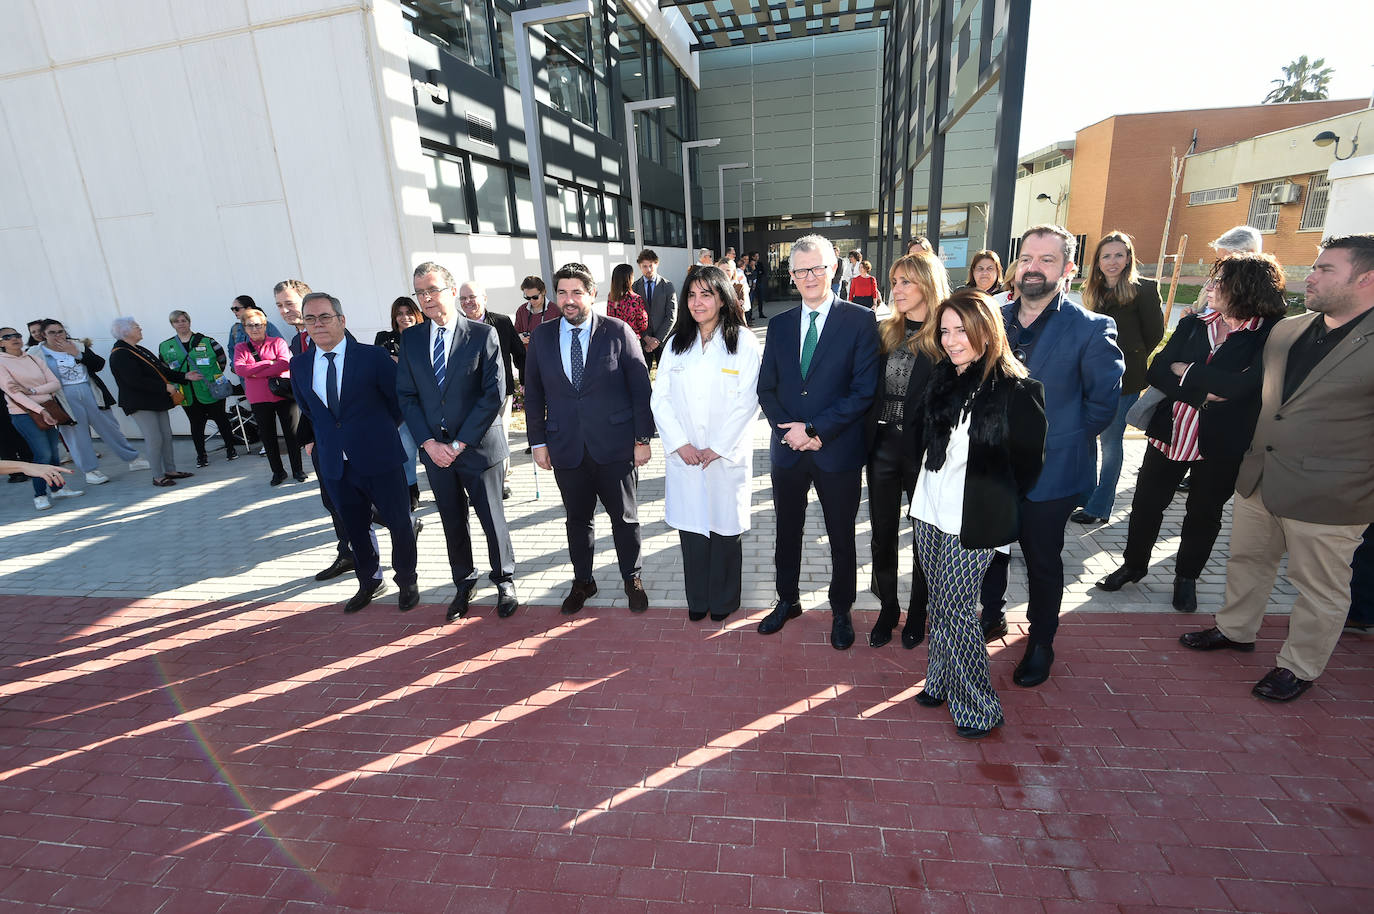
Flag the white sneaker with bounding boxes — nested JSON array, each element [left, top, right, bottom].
[[50, 488, 84, 499], [85, 470, 110, 485], [128, 458, 151, 471], [34, 495, 51, 510]]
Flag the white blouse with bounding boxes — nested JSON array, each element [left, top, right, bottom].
[[910, 412, 971, 537]]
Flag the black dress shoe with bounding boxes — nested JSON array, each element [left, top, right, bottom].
[[560, 579, 598, 615], [914, 690, 945, 707], [1179, 626, 1255, 652], [709, 608, 735, 622], [688, 607, 709, 622], [1176, 476, 1191, 492], [981, 616, 1008, 644], [315, 554, 355, 581], [502, 484, 512, 500], [344, 579, 386, 614], [446, 585, 474, 622], [293, 472, 309, 483], [624, 577, 649, 613], [830, 609, 855, 651], [1252, 667, 1312, 702], [1172, 576, 1198, 613], [902, 610, 928, 649], [496, 581, 520, 618], [956, 717, 1004, 740], [1013, 642, 1055, 687], [269, 471, 287, 487], [869, 621, 894, 648], [1070, 509, 1106, 525], [398, 583, 421, 612], [757, 600, 801, 635], [1095, 565, 1146, 591]]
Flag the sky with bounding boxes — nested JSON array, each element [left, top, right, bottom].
[[1018, 0, 1374, 155]]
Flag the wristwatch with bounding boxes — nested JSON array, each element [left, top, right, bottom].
[[805, 423, 818, 438], [635, 436, 652, 446]]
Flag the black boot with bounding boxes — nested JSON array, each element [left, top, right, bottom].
[[409, 483, 421, 513], [901, 608, 927, 649]]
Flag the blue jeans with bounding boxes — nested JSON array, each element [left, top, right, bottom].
[[397, 421, 419, 487], [12, 413, 62, 496], [1083, 391, 1140, 518]]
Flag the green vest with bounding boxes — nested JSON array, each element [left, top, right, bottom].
[[159, 334, 225, 404]]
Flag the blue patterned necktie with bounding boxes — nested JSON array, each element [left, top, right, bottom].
[[800, 310, 819, 378], [324, 351, 339, 413], [432, 326, 447, 387], [570, 327, 584, 390]]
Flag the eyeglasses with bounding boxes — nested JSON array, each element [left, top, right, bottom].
[[242, 322, 266, 329], [230, 305, 243, 311], [1013, 326, 1035, 363], [413, 287, 449, 300], [0, 333, 21, 341], [302, 314, 339, 326], [789, 265, 830, 280], [523, 294, 542, 301], [458, 295, 480, 304]]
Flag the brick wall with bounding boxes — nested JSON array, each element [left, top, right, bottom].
[[1171, 172, 1328, 280]]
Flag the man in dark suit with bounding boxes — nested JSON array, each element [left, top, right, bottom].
[[980, 225, 1124, 687], [398, 262, 517, 622], [632, 248, 676, 371], [290, 293, 419, 614], [458, 281, 525, 499], [525, 262, 655, 615], [756, 234, 881, 650]]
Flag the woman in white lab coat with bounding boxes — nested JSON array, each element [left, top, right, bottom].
[[652, 266, 762, 622]]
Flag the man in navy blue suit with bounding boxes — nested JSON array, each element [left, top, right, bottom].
[[525, 263, 655, 615], [981, 225, 1124, 686], [398, 262, 517, 623], [290, 293, 419, 614], [757, 234, 881, 650]]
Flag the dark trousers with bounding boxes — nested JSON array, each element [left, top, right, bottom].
[[980, 493, 1078, 645], [553, 448, 641, 582], [251, 400, 303, 476], [867, 423, 928, 625], [0, 409, 32, 462], [1123, 446, 1243, 579], [323, 460, 417, 587], [182, 399, 235, 459], [680, 530, 743, 617], [772, 453, 862, 609], [645, 342, 664, 373], [314, 449, 351, 558], [1350, 525, 1374, 627], [425, 455, 515, 587]]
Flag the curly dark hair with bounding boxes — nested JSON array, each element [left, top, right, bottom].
[[1210, 252, 1286, 321]]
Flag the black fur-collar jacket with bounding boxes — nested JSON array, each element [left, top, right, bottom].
[[905, 360, 1048, 549]]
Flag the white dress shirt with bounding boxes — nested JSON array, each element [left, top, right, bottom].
[[798, 294, 836, 360], [311, 335, 347, 407], [429, 318, 459, 370]]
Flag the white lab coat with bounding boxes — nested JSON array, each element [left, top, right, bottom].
[[651, 328, 762, 536]]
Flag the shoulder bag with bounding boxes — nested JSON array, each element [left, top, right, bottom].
[[124, 344, 185, 407], [1124, 386, 1166, 431], [247, 339, 294, 400]]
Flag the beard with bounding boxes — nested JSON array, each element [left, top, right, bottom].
[[1018, 271, 1058, 299], [1305, 287, 1352, 315]]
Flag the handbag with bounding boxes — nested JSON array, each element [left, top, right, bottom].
[[24, 398, 74, 429], [123, 344, 186, 407], [208, 375, 234, 400], [246, 339, 295, 400], [1125, 386, 1166, 431]]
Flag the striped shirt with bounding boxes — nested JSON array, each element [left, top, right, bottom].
[[1150, 311, 1263, 462]]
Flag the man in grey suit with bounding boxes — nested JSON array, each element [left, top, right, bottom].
[[632, 248, 676, 371], [397, 262, 518, 623]]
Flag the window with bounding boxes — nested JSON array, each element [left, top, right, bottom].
[[514, 175, 535, 235], [423, 149, 469, 232], [471, 160, 512, 234], [547, 45, 595, 127], [1300, 174, 1330, 232], [553, 184, 581, 236], [1247, 180, 1283, 233], [617, 10, 645, 102], [493, 6, 519, 89], [403, 0, 493, 75], [1188, 186, 1239, 206], [1042, 154, 1066, 170], [584, 191, 605, 239]]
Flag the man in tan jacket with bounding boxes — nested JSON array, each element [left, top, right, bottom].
[[1181, 234, 1374, 701]]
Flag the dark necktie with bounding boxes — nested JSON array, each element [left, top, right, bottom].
[[646, 279, 654, 302], [800, 310, 820, 378], [324, 351, 339, 414], [432, 326, 447, 387], [570, 327, 584, 391]]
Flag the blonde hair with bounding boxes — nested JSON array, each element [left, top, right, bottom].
[[935, 289, 1027, 384], [1082, 231, 1141, 311], [881, 253, 948, 361], [167, 309, 190, 324]]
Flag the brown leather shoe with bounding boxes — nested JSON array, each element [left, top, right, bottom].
[[1252, 667, 1312, 702], [624, 576, 649, 613], [560, 579, 598, 615], [1179, 626, 1255, 652]]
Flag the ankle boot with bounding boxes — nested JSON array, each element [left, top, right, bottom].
[[901, 609, 927, 649]]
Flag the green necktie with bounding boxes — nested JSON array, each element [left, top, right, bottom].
[[800, 310, 820, 378]]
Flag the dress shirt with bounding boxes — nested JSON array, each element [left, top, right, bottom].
[[911, 412, 972, 537], [312, 335, 347, 409], [559, 315, 592, 382], [1282, 315, 1360, 402], [799, 294, 836, 361], [429, 317, 460, 371], [1006, 293, 1062, 364]]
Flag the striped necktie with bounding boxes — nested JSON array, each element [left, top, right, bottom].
[[432, 326, 447, 387]]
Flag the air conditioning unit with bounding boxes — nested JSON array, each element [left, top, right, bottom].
[[1272, 184, 1302, 205]]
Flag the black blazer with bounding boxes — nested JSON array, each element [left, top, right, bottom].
[[1094, 278, 1165, 393], [396, 319, 508, 472], [74, 345, 116, 409], [109, 341, 193, 414], [480, 310, 525, 394], [864, 329, 935, 452], [908, 362, 1047, 549], [1142, 313, 1278, 460]]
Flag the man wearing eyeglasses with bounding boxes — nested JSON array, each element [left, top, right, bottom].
[[458, 281, 524, 499], [756, 234, 880, 650], [290, 293, 419, 614], [398, 262, 518, 622], [980, 225, 1123, 688]]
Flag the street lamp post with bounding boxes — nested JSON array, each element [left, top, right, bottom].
[[513, 0, 594, 286], [717, 162, 749, 259], [682, 138, 720, 253], [738, 177, 762, 257], [625, 96, 676, 251]]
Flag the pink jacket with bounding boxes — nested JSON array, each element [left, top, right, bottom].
[[0, 351, 61, 415], [233, 336, 292, 404]]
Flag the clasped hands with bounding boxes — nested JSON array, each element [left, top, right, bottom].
[[423, 438, 466, 468], [675, 444, 722, 468], [778, 421, 821, 452], [1169, 362, 1226, 403]]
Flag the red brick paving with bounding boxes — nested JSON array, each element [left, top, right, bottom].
[[0, 595, 1371, 913]]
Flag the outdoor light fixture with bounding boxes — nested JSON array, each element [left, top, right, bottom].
[[682, 138, 721, 252], [1313, 128, 1359, 161], [627, 96, 677, 249]]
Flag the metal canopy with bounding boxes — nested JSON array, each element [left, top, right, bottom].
[[659, 0, 894, 51]]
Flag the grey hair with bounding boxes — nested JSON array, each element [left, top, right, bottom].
[[413, 261, 456, 289], [111, 316, 139, 339], [168, 309, 190, 324], [301, 291, 343, 316], [459, 280, 487, 300], [698, 248, 713, 260], [1210, 225, 1262, 254], [791, 234, 838, 266]]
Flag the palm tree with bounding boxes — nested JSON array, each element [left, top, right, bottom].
[[1264, 56, 1334, 103]]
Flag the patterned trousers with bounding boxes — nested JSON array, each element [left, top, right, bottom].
[[914, 520, 1003, 729]]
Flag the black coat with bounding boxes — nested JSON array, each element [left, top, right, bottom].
[[1142, 313, 1278, 460], [75, 345, 116, 409], [1093, 278, 1165, 394], [480, 311, 526, 394], [864, 330, 935, 453], [908, 361, 1047, 549], [109, 340, 193, 414]]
